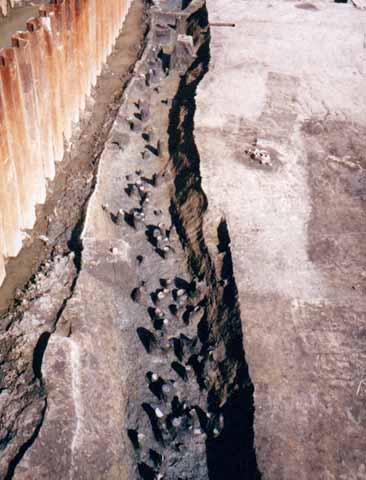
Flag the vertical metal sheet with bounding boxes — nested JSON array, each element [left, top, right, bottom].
[[0, 0, 133, 285]]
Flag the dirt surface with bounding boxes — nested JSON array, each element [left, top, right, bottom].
[[0, 3, 41, 48], [196, 0, 366, 478], [0, 0, 148, 317]]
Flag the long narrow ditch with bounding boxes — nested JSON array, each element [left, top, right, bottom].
[[167, 12, 261, 476], [0, 0, 261, 478], [118, 0, 261, 478]]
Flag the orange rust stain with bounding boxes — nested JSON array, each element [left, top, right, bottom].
[[0, 0, 132, 285]]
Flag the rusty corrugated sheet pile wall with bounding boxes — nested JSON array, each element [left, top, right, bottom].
[[0, 0, 132, 286]]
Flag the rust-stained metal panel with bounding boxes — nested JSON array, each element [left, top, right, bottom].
[[0, 0, 132, 285]]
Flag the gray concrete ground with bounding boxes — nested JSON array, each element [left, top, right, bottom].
[[196, 0, 366, 478]]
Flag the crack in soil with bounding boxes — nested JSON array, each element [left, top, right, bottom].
[[167, 4, 261, 477]]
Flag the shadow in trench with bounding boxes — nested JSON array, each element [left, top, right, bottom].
[[207, 223, 261, 480], [167, 1, 262, 472]]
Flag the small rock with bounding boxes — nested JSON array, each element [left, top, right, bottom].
[[116, 209, 124, 225], [38, 235, 49, 244], [137, 433, 145, 443], [155, 408, 164, 419], [172, 418, 181, 427], [162, 384, 170, 394], [155, 309, 165, 319]]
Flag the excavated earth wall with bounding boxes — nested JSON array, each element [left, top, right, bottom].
[[0, 0, 132, 286]]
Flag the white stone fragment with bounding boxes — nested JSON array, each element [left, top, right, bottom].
[[38, 235, 49, 244], [172, 417, 181, 427], [155, 407, 164, 418]]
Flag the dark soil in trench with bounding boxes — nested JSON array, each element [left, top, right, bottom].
[[118, 1, 261, 478]]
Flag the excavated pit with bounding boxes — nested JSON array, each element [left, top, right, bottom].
[[0, 0, 261, 478], [167, 13, 260, 477]]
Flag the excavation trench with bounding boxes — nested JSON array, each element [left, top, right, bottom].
[[167, 24, 261, 480], [119, 0, 261, 478], [0, 0, 261, 477]]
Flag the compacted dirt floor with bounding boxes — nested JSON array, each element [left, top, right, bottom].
[[196, 0, 366, 478]]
